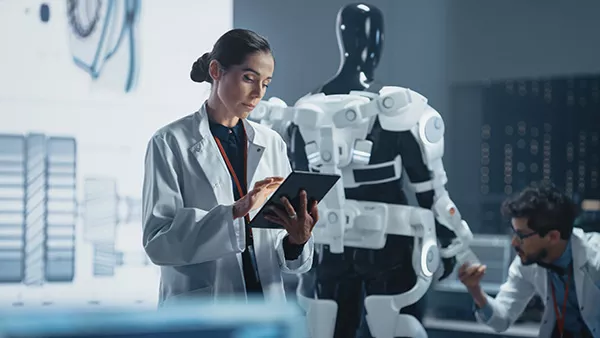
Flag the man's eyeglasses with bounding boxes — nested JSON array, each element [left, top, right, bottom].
[[509, 227, 538, 241]]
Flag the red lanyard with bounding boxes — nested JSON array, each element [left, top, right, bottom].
[[549, 267, 572, 338], [212, 125, 251, 232]]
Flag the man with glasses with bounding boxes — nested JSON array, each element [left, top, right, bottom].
[[458, 182, 600, 338]]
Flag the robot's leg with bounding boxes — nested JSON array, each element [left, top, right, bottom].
[[360, 265, 430, 338], [362, 208, 438, 338], [363, 274, 431, 338], [296, 248, 361, 338], [318, 277, 364, 338], [296, 270, 338, 338], [352, 236, 413, 337]]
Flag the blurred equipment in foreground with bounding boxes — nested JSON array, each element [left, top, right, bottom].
[[0, 300, 305, 338]]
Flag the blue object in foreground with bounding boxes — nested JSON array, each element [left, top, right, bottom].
[[0, 300, 306, 338]]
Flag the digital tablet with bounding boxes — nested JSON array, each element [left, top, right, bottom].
[[248, 171, 341, 229]]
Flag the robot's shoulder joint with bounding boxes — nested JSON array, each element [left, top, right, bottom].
[[415, 106, 444, 142]]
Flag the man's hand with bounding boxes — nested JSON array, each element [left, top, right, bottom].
[[232, 177, 284, 219], [458, 262, 486, 288], [458, 263, 488, 307], [264, 190, 318, 245]]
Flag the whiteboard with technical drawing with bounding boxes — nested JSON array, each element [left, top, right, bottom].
[[0, 0, 233, 308]]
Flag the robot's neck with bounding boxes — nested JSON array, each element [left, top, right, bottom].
[[340, 58, 374, 81], [319, 58, 375, 95]]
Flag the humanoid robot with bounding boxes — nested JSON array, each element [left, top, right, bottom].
[[250, 4, 477, 338]]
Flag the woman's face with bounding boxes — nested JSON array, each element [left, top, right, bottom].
[[213, 51, 274, 119]]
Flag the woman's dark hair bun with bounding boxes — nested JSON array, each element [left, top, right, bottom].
[[190, 52, 211, 83], [190, 29, 272, 85]]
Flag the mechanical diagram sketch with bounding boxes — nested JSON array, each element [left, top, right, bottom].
[[0, 134, 77, 285], [0, 132, 146, 287], [66, 0, 142, 93]]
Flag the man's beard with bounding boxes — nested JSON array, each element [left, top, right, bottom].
[[514, 246, 548, 266]]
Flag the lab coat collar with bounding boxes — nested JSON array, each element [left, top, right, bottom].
[[195, 101, 268, 149], [241, 118, 268, 187], [208, 118, 244, 143], [570, 228, 594, 309], [189, 103, 267, 203], [571, 228, 590, 270], [242, 117, 268, 148]]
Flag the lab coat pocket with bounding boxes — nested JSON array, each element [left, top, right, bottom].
[[162, 285, 214, 307]]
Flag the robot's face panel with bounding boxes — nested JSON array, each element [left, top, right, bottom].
[[337, 4, 384, 73], [214, 51, 274, 119]]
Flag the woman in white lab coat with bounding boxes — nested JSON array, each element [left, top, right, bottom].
[[141, 28, 318, 307]]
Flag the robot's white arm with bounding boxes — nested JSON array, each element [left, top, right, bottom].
[[406, 103, 477, 263], [338, 86, 475, 257], [340, 86, 476, 262]]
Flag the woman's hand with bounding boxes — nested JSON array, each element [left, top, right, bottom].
[[232, 177, 284, 219], [264, 190, 318, 245]]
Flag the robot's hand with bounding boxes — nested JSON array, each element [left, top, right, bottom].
[[436, 235, 457, 281], [437, 224, 457, 247], [439, 256, 456, 281]]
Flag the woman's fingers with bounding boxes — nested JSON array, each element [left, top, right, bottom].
[[268, 206, 291, 229], [298, 190, 308, 217], [264, 215, 286, 226], [280, 196, 296, 218], [309, 200, 319, 228]]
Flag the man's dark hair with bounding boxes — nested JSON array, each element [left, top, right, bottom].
[[190, 28, 272, 84], [501, 181, 578, 240]]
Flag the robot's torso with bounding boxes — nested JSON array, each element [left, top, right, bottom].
[[291, 86, 445, 195], [252, 86, 470, 254]]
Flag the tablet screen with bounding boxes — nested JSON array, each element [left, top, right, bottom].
[[248, 171, 340, 229]]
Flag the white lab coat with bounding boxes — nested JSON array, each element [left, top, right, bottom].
[[141, 103, 314, 306], [475, 228, 600, 337]]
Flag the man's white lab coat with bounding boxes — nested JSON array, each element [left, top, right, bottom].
[[476, 228, 600, 337]]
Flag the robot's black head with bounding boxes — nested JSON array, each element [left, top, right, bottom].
[[336, 3, 384, 73]]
